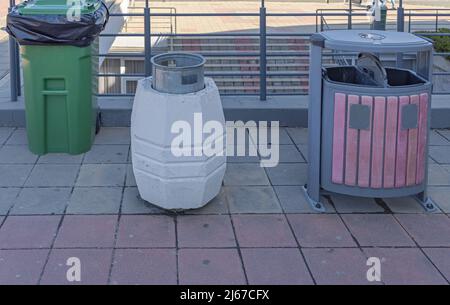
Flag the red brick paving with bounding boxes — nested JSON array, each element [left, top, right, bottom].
[[395, 214, 450, 247], [0, 216, 60, 249], [287, 214, 356, 248], [342, 214, 415, 247], [178, 248, 246, 285], [116, 215, 176, 248], [232, 214, 297, 247], [363, 248, 447, 285], [54, 215, 117, 248], [40, 249, 113, 285], [177, 215, 236, 248], [111, 249, 177, 285], [0, 249, 49, 285], [241, 248, 314, 285]]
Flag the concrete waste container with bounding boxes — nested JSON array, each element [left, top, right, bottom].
[[304, 30, 437, 212], [131, 53, 226, 210]]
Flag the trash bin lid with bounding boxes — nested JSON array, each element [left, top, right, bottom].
[[312, 30, 432, 53], [18, 0, 101, 15]]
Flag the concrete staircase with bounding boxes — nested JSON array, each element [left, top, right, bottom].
[[153, 36, 311, 95]]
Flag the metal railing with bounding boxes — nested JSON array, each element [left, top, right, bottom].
[[7, 0, 450, 101]]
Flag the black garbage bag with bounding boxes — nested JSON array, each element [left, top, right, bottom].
[[6, 1, 109, 47]]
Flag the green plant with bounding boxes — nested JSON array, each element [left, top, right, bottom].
[[429, 28, 450, 60]]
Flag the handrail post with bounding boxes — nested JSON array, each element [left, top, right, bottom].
[[435, 10, 439, 32], [144, 0, 152, 77], [259, 1, 267, 101], [397, 0, 405, 32], [8, 0, 20, 101], [348, 0, 352, 30]]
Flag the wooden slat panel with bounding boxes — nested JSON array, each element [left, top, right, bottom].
[[383, 97, 398, 188], [371, 96, 386, 189], [332, 93, 347, 184], [358, 96, 373, 188], [344, 95, 359, 186]]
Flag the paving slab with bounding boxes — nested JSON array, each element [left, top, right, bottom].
[[430, 130, 450, 145], [178, 249, 246, 285], [429, 187, 450, 213], [25, 164, 80, 187], [287, 214, 356, 248], [249, 127, 294, 145], [83, 145, 129, 164], [54, 215, 117, 248], [41, 249, 113, 285], [383, 196, 431, 213], [0, 145, 38, 164], [342, 214, 415, 247], [125, 164, 136, 187], [185, 187, 229, 215], [423, 248, 450, 283], [111, 249, 177, 285], [0, 215, 60, 249], [295, 144, 308, 162], [395, 214, 450, 247], [363, 248, 447, 285], [428, 164, 450, 186], [429, 146, 450, 164], [285, 128, 308, 145], [5, 129, 28, 145], [0, 127, 14, 145], [223, 163, 270, 186], [0, 188, 20, 215], [177, 215, 236, 248], [262, 145, 305, 164], [329, 194, 384, 213], [226, 186, 282, 214], [232, 214, 297, 247], [0, 165, 33, 187], [121, 187, 165, 214], [265, 163, 307, 186], [116, 215, 175, 248], [10, 187, 71, 215], [67, 187, 122, 214], [94, 127, 131, 145], [37, 153, 84, 164], [0, 249, 49, 285], [303, 248, 373, 285], [76, 164, 126, 187], [274, 186, 335, 213], [242, 248, 313, 285]]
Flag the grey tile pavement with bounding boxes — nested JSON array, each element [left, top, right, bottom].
[[83, 145, 129, 164], [225, 186, 282, 213], [10, 188, 71, 215], [66, 187, 122, 214], [223, 163, 270, 186], [76, 164, 126, 187], [25, 164, 80, 187], [0, 145, 38, 164]]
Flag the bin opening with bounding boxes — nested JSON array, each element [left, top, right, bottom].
[[324, 67, 427, 87], [152, 53, 206, 70], [385, 68, 426, 87], [324, 66, 380, 86]]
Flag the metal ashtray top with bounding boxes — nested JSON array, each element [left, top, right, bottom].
[[151, 53, 206, 94]]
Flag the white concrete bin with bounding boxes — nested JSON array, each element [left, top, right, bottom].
[[131, 53, 226, 210]]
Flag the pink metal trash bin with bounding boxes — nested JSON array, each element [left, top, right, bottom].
[[303, 30, 437, 212]]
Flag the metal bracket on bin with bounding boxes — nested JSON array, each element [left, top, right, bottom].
[[415, 194, 438, 213], [301, 184, 326, 212]]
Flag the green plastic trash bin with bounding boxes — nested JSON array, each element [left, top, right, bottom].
[[8, 0, 107, 155]]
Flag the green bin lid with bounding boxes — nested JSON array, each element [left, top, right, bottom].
[[18, 0, 101, 15]]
